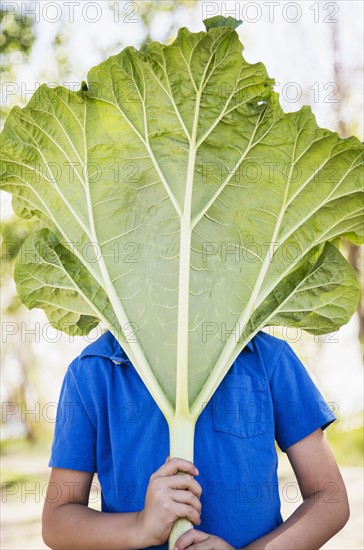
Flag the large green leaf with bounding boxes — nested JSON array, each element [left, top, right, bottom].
[[14, 228, 110, 335], [1, 16, 363, 423]]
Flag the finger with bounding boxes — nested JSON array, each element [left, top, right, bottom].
[[165, 455, 170, 463], [165, 474, 202, 498], [154, 457, 198, 478], [172, 502, 201, 526], [185, 543, 212, 550], [174, 528, 208, 549], [169, 489, 202, 514]]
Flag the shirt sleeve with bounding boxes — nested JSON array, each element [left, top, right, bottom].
[[270, 342, 337, 453], [48, 361, 97, 472]]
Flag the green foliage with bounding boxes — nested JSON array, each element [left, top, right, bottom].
[[326, 424, 364, 467], [0, 6, 35, 124], [0, 9, 34, 57], [0, 216, 34, 314], [0, 435, 52, 457], [1, 217, 31, 267]]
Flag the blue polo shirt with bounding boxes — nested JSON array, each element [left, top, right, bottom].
[[48, 330, 336, 549]]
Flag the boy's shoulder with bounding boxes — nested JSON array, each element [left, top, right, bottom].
[[247, 330, 288, 355], [238, 330, 291, 379], [78, 330, 131, 365], [66, 331, 133, 392]]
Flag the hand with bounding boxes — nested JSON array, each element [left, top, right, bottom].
[[174, 528, 235, 550], [136, 456, 202, 547]]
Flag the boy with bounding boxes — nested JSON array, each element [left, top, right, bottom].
[[42, 329, 349, 549]]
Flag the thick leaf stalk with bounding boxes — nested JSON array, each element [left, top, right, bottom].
[[168, 417, 196, 549]]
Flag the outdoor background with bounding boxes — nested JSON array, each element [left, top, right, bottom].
[[1, 1, 363, 548]]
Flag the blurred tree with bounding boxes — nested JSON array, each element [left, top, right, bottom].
[[0, 6, 35, 124], [101, 0, 200, 59], [0, 217, 44, 442], [1, 3, 39, 442], [0, 8, 34, 60], [132, 0, 198, 43], [331, 23, 364, 352]]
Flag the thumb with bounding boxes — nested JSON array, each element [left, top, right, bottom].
[[165, 455, 170, 463]]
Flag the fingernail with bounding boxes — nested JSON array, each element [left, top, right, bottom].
[[195, 467, 199, 475]]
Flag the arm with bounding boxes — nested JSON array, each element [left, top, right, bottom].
[[42, 458, 202, 550], [174, 429, 349, 550], [42, 467, 141, 550], [242, 428, 349, 549]]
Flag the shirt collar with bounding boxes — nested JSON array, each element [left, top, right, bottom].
[[246, 338, 255, 351], [79, 329, 255, 364], [79, 330, 130, 364]]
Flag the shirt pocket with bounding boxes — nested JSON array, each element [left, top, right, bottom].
[[212, 374, 267, 438]]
